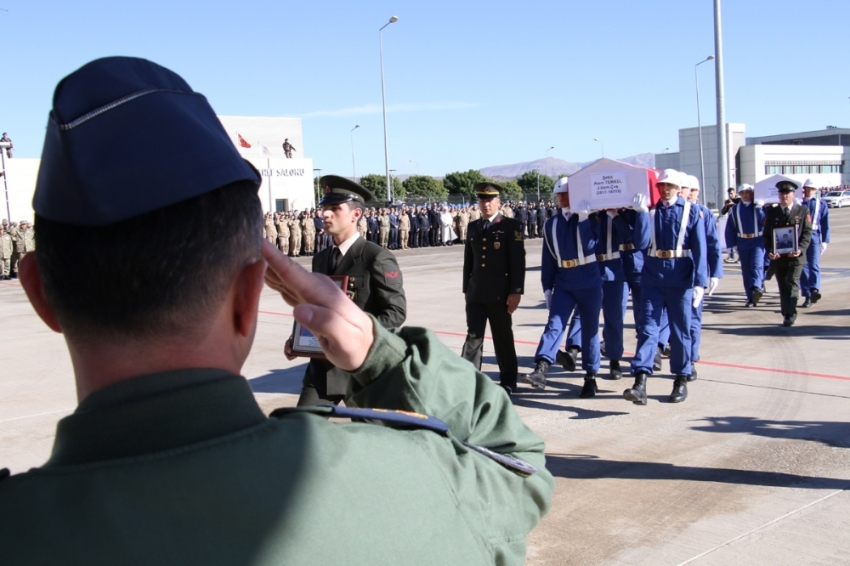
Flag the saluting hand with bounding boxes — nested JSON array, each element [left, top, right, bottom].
[[262, 240, 374, 371]]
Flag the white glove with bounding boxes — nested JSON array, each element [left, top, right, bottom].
[[820, 242, 827, 254], [544, 289, 552, 310], [755, 199, 765, 207], [692, 286, 705, 308], [707, 277, 720, 296], [633, 193, 649, 213], [576, 200, 591, 220]]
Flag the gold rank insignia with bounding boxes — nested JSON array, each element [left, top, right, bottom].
[[514, 231, 523, 241]]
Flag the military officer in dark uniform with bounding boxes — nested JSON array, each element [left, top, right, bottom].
[[289, 175, 407, 405], [461, 182, 526, 394], [764, 180, 812, 327], [1, 57, 553, 565]]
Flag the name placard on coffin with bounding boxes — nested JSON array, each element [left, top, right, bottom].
[[567, 158, 660, 211], [754, 174, 804, 204]]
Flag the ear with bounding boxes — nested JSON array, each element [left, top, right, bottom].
[[18, 254, 63, 333], [231, 258, 267, 338]]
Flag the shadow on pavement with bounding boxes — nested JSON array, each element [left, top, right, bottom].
[[544, 454, 850, 490], [249, 367, 305, 394], [691, 416, 850, 449], [701, 322, 850, 339], [512, 398, 629, 419]]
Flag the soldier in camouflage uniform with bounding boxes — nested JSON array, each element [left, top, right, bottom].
[[288, 213, 302, 257], [302, 211, 316, 256], [276, 213, 290, 253], [0, 226, 12, 279], [379, 208, 390, 248]]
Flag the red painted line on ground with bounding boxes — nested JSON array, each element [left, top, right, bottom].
[[259, 309, 850, 381]]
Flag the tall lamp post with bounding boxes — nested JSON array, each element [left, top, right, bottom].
[[593, 138, 604, 158], [714, 0, 728, 209], [389, 169, 397, 204], [379, 15, 399, 204], [695, 55, 714, 197], [350, 125, 360, 182], [546, 146, 554, 158], [313, 168, 322, 208]]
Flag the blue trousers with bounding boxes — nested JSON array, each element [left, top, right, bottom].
[[738, 245, 765, 301], [690, 299, 704, 363], [658, 307, 670, 347], [800, 232, 821, 298], [535, 286, 602, 373], [625, 273, 643, 337], [631, 285, 693, 376], [602, 281, 628, 361]]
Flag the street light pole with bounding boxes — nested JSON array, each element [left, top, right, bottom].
[[350, 125, 360, 182], [695, 55, 714, 196], [714, 0, 728, 210], [593, 138, 604, 158], [379, 16, 399, 204]]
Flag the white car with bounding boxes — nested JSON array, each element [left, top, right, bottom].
[[822, 190, 850, 208]]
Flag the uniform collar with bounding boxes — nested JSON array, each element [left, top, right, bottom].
[[336, 231, 360, 256], [482, 211, 501, 223], [45, 368, 266, 467]]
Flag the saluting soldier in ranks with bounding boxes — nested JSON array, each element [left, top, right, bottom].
[[469, 204, 481, 222], [515, 202, 528, 238], [398, 208, 410, 249], [288, 176, 407, 406], [264, 213, 278, 244], [0, 226, 12, 279], [764, 180, 813, 327], [799, 179, 829, 308], [624, 170, 707, 405], [356, 211, 368, 239], [11, 220, 35, 277], [1, 57, 553, 564], [288, 213, 302, 257], [276, 212, 290, 253], [685, 176, 722, 380], [456, 206, 469, 243], [462, 182, 526, 395], [301, 211, 316, 256], [379, 208, 390, 248], [724, 184, 766, 307], [523, 179, 602, 396]]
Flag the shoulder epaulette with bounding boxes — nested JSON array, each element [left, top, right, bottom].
[[270, 405, 449, 434], [0, 468, 10, 482]]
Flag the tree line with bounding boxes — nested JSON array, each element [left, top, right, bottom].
[[355, 170, 572, 202]]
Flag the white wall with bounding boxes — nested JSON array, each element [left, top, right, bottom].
[[246, 157, 316, 213], [1, 158, 39, 224], [738, 145, 844, 187]]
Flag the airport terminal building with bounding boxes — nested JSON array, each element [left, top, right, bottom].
[[656, 125, 849, 208], [1, 116, 315, 224]]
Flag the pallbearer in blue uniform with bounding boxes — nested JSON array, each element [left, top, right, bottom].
[[685, 175, 722, 380], [523, 178, 602, 397], [724, 184, 766, 307], [624, 170, 707, 405], [800, 179, 829, 308], [593, 208, 631, 380]]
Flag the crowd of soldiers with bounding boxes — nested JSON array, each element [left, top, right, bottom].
[[0, 219, 35, 280], [262, 199, 564, 256]]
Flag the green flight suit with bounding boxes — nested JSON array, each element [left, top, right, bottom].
[[0, 319, 554, 565]]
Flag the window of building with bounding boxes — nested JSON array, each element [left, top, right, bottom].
[[275, 199, 289, 212]]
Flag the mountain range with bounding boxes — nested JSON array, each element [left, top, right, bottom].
[[479, 153, 656, 180]]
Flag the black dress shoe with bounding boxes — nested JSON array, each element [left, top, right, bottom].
[[580, 375, 598, 398], [752, 287, 764, 306], [653, 350, 662, 372], [745, 301, 755, 308], [801, 297, 812, 308], [500, 384, 517, 396], [811, 289, 822, 304], [782, 316, 795, 327], [687, 366, 698, 382], [556, 347, 579, 372], [669, 376, 688, 403], [661, 343, 671, 358], [600, 340, 607, 357]]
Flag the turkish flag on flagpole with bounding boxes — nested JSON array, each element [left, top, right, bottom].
[[237, 133, 252, 148]]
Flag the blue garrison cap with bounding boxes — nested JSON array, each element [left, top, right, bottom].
[[34, 57, 261, 226]]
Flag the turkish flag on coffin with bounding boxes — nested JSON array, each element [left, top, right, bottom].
[[237, 133, 252, 149]]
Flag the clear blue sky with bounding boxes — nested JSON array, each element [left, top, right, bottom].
[[2, 0, 848, 177]]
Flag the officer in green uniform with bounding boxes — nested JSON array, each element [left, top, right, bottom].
[[0, 56, 554, 565], [764, 179, 813, 327], [287, 175, 407, 406]]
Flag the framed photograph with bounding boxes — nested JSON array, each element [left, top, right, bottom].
[[289, 275, 349, 358], [773, 225, 799, 255]]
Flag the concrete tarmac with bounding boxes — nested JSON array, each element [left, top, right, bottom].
[[2, 209, 849, 565]]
